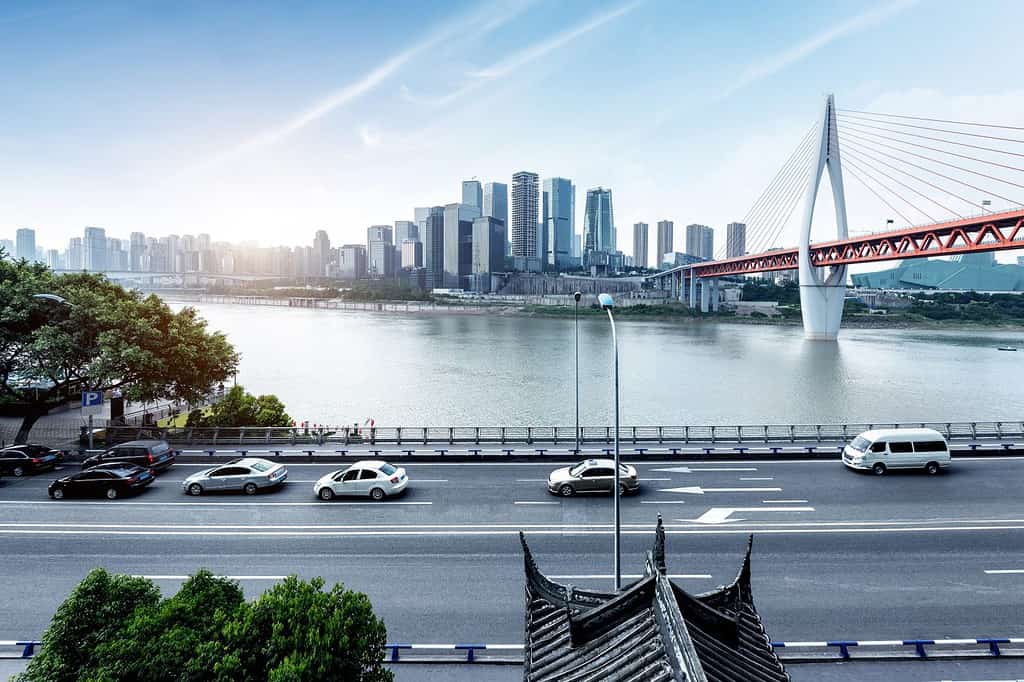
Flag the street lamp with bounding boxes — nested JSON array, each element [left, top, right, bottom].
[[32, 293, 71, 306], [573, 291, 582, 453], [598, 292, 621, 591]]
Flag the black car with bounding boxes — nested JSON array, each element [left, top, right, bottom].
[[82, 440, 175, 473], [0, 447, 61, 477], [48, 466, 154, 500]]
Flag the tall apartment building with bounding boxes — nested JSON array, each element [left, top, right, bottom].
[[583, 188, 614, 254], [685, 224, 714, 261], [656, 220, 674, 268], [366, 225, 394, 278], [313, 230, 331, 277], [443, 203, 480, 288], [66, 238, 83, 270], [726, 222, 747, 258], [83, 226, 107, 271], [633, 222, 649, 269], [542, 177, 574, 269], [129, 232, 146, 271], [421, 206, 445, 289], [511, 171, 539, 263], [15, 228, 36, 261]]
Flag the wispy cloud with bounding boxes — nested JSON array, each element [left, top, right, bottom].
[[358, 124, 381, 147], [198, 0, 534, 169], [400, 0, 643, 109], [715, 0, 920, 102]]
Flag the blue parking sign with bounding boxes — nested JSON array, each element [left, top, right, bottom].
[[81, 390, 104, 414]]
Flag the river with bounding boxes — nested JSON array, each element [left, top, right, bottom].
[[180, 303, 1024, 427]]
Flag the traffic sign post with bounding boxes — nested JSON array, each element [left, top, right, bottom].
[[81, 391, 104, 449]]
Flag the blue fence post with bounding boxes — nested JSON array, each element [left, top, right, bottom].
[[435, 449, 448, 457], [469, 449, 481, 456], [18, 641, 39, 658], [503, 449, 514, 456], [385, 644, 412, 662], [977, 637, 1009, 656], [403, 449, 415, 456], [827, 641, 858, 659], [535, 449, 547, 456], [455, 644, 486, 662], [903, 639, 933, 658]]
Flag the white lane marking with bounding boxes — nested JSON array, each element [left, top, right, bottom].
[[691, 507, 815, 524], [515, 479, 549, 482], [514, 501, 560, 505], [740, 477, 774, 481], [651, 467, 758, 473], [985, 569, 1024, 574], [640, 500, 687, 504], [659, 486, 782, 495], [548, 574, 712, 580], [0, 500, 431, 507], [136, 575, 286, 580], [411, 479, 448, 483], [645, 478, 672, 481], [763, 500, 808, 504]]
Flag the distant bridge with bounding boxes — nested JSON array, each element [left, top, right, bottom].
[[52, 270, 287, 283], [648, 95, 1024, 339]]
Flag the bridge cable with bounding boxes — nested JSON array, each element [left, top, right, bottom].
[[842, 147, 962, 218], [745, 143, 818, 254], [836, 112, 1024, 145], [835, 119, 1024, 159], [753, 153, 819, 254], [835, 126, 1024, 175], [837, 108, 1024, 132], [841, 154, 936, 223], [842, 163, 915, 226], [841, 135, 1022, 207]]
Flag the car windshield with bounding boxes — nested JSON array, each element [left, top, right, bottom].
[[850, 436, 871, 452], [379, 463, 397, 475], [249, 461, 271, 472], [569, 462, 588, 476]]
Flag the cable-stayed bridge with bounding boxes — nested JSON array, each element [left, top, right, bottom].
[[649, 95, 1024, 340]]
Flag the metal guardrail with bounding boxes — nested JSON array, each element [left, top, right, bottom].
[[88, 421, 1024, 447]]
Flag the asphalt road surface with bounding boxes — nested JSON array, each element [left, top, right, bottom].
[[3, 455, 1024, 679]]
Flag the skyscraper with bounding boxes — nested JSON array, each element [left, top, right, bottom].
[[83, 226, 107, 272], [15, 228, 36, 261], [511, 171, 539, 263], [401, 240, 423, 268], [542, 177, 574, 269], [422, 206, 445, 289], [483, 182, 508, 256], [462, 180, 483, 213], [313, 230, 331, 277], [338, 244, 367, 279], [367, 225, 394, 278], [656, 220, 674, 268], [130, 232, 146, 271], [66, 238, 83, 270], [583, 188, 614, 254], [633, 222, 649, 269], [685, 224, 714, 261], [443, 203, 479, 288], [726, 222, 747, 258], [472, 216, 505, 281], [395, 220, 418, 245]]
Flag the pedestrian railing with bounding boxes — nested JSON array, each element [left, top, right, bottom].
[[88, 420, 1024, 448]]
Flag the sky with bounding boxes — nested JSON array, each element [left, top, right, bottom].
[[2, 0, 1024, 263]]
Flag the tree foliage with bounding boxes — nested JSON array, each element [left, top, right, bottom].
[[0, 256, 239, 440], [187, 385, 292, 427], [18, 571, 392, 682]]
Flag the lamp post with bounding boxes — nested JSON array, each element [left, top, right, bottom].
[[598, 292, 621, 591], [573, 291, 582, 453]]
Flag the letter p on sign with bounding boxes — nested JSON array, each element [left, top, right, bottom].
[[81, 391, 104, 415]]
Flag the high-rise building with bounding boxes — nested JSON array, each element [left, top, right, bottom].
[[83, 226, 107, 272], [685, 224, 714, 261], [66, 238, 82, 270], [106, 237, 128, 270], [573, 234, 581, 259], [583, 188, 614, 254], [656, 220, 674, 268], [443, 203, 480, 288], [422, 206, 445, 289], [633, 222, 649, 269], [129, 232, 146, 271], [15, 228, 36, 261], [483, 181, 508, 257], [395, 220, 418, 245], [511, 171, 539, 262], [542, 177, 574, 269], [367, 225, 394, 278], [472, 215, 504, 275], [462, 180, 483, 213], [726, 222, 747, 258], [401, 240, 423, 268], [339, 244, 367, 279], [45, 249, 61, 269], [313, 230, 331, 277]]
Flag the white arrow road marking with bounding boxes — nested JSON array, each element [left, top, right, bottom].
[[651, 467, 757, 473], [658, 486, 782, 495], [687, 507, 815, 525], [985, 569, 1024, 574]]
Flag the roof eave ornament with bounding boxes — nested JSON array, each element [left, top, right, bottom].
[[653, 513, 667, 575]]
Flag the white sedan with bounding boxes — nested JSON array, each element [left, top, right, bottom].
[[314, 460, 408, 501]]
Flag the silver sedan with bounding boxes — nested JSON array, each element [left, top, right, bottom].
[[313, 460, 408, 501], [548, 458, 639, 497], [182, 458, 287, 496]]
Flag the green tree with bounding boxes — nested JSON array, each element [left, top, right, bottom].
[[211, 576, 392, 682], [188, 385, 292, 427], [16, 569, 160, 682], [0, 256, 239, 442]]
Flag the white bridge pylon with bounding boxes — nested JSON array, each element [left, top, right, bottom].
[[798, 94, 849, 340]]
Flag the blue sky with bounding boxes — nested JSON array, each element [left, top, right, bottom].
[[3, 0, 1024, 258]]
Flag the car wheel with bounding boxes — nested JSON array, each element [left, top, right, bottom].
[[925, 461, 940, 475], [559, 484, 575, 497], [106, 488, 118, 500], [370, 487, 385, 501], [319, 487, 335, 501], [243, 482, 258, 495], [619, 483, 629, 496], [51, 488, 64, 500], [12, 466, 25, 477], [872, 462, 886, 476], [188, 483, 203, 496]]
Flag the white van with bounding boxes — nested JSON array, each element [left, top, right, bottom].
[[842, 428, 950, 475]]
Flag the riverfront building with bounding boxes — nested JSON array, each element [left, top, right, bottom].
[[83, 226, 107, 272], [443, 203, 480, 289], [685, 223, 714, 261], [512, 171, 540, 270], [15, 228, 36, 262], [483, 182, 508, 256], [851, 252, 1024, 291], [656, 220, 673, 269], [461, 180, 483, 213], [726, 222, 747, 258], [633, 222, 649, 269], [584, 188, 614, 255], [367, 225, 394, 278], [542, 177, 574, 270]]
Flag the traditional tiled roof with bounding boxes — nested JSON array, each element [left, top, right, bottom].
[[522, 517, 789, 682]]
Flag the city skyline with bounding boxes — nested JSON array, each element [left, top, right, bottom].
[[4, 2, 1023, 255]]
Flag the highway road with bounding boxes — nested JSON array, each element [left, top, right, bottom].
[[2, 455, 1024, 678]]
